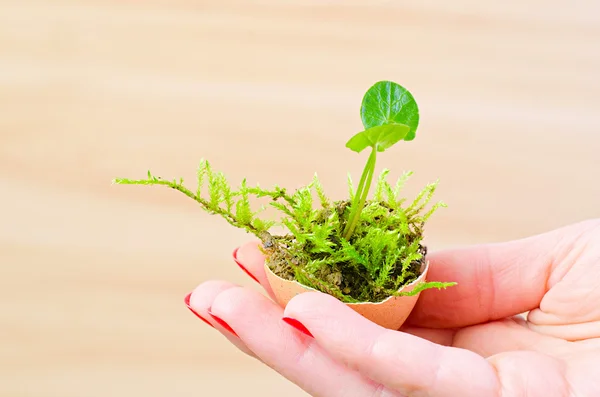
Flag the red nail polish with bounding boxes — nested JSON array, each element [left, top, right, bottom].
[[207, 310, 239, 337], [184, 293, 214, 328], [282, 317, 314, 338], [233, 247, 259, 283]]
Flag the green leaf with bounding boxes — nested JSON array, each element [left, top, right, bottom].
[[345, 123, 410, 153], [360, 81, 419, 141]]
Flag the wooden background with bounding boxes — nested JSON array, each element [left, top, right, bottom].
[[1, 1, 599, 396]]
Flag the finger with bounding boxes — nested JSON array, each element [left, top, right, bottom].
[[408, 219, 600, 328], [208, 285, 398, 397], [233, 241, 276, 300], [285, 291, 500, 397], [188, 281, 257, 358]]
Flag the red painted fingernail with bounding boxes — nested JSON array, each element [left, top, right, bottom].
[[282, 317, 314, 338], [184, 293, 214, 328], [207, 310, 239, 337], [233, 247, 259, 283]]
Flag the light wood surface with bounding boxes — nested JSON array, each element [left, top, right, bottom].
[[1, 1, 599, 396]]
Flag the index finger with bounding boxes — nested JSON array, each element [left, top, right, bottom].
[[284, 291, 500, 397]]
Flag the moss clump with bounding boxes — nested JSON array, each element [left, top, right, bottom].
[[114, 163, 455, 303]]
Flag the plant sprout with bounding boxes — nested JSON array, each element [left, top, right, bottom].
[[113, 81, 455, 303], [343, 81, 419, 239]]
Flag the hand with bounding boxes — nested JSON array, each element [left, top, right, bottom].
[[186, 219, 600, 396]]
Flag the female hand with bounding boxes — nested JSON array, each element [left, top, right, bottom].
[[186, 219, 600, 396]]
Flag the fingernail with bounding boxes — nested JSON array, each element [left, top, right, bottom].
[[233, 247, 259, 283], [282, 317, 314, 338], [184, 293, 214, 328], [207, 310, 239, 337]]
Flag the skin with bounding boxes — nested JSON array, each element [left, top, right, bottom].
[[188, 219, 600, 397]]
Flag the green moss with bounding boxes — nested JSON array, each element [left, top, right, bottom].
[[114, 162, 455, 303]]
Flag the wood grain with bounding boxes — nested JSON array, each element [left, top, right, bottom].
[[1, 1, 599, 396]]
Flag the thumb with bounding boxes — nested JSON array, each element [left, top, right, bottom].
[[407, 219, 600, 328]]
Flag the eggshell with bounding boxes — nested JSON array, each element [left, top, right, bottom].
[[264, 260, 429, 330]]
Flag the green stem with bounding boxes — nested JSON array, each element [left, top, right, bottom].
[[343, 148, 377, 240]]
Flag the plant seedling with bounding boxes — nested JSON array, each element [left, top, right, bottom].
[[114, 81, 455, 304]]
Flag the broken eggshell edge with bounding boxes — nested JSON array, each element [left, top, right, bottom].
[[264, 260, 429, 330]]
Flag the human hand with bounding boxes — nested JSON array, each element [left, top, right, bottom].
[[186, 219, 600, 396]]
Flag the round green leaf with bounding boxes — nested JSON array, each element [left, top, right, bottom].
[[360, 81, 419, 141]]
